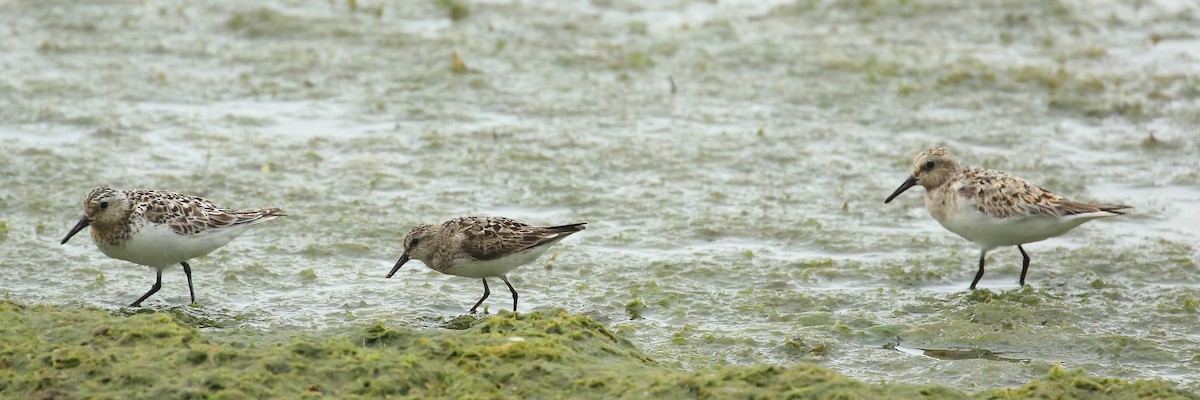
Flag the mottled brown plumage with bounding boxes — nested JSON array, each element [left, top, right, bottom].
[[61, 186, 285, 306], [884, 146, 1130, 290], [386, 216, 586, 313], [78, 186, 285, 245]]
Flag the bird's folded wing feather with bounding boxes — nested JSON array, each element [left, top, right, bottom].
[[956, 169, 1072, 219], [457, 216, 554, 260], [135, 191, 283, 235]]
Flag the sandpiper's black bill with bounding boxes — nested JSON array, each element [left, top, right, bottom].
[[386, 254, 410, 278], [884, 176, 919, 204], [61, 216, 91, 245]]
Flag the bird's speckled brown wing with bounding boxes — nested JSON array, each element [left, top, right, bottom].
[[453, 216, 584, 260], [954, 167, 1128, 219], [129, 190, 285, 235]]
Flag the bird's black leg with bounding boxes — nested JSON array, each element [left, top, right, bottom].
[[130, 268, 164, 307], [469, 278, 490, 314], [1017, 245, 1031, 287], [181, 261, 196, 304], [499, 275, 519, 312], [970, 249, 987, 290]]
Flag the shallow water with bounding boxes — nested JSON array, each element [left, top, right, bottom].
[[1, 0, 1198, 393]]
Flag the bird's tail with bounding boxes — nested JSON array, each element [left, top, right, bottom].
[[546, 222, 587, 233], [234, 208, 287, 225], [1060, 200, 1131, 217], [1095, 204, 1132, 215]]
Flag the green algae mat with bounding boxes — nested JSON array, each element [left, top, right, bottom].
[[0, 301, 1193, 399]]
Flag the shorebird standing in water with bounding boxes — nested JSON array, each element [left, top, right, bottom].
[[387, 216, 585, 313], [61, 186, 285, 306], [884, 147, 1130, 289]]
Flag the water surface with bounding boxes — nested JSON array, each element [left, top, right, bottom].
[[1, 0, 1198, 392]]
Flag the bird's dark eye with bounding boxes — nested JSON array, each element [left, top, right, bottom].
[[923, 160, 936, 170], [100, 201, 109, 209], [410, 238, 420, 247]]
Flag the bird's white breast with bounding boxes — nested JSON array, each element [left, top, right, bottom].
[[441, 246, 552, 278], [94, 221, 252, 269], [927, 194, 1094, 250]]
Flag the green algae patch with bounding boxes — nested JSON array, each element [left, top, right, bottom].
[[986, 365, 1193, 400], [1, 301, 1196, 399], [435, 0, 470, 21]]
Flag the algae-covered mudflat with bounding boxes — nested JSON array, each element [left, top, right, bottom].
[[1, 301, 1195, 399], [1, 0, 1199, 398]]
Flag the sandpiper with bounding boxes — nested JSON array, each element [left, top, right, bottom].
[[387, 216, 585, 313], [884, 146, 1130, 289], [61, 186, 285, 306]]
